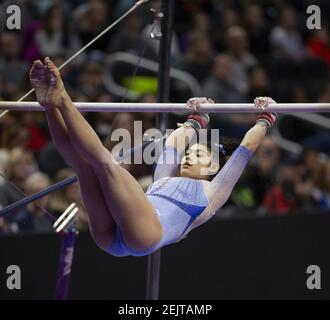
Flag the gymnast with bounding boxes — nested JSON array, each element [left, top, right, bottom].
[[29, 57, 277, 257]]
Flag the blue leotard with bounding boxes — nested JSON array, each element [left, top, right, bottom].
[[108, 145, 252, 257]]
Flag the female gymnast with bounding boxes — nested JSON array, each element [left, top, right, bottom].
[[29, 57, 277, 257]]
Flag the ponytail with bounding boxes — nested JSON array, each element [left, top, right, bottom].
[[215, 136, 240, 168]]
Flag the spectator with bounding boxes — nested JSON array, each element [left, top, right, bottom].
[[37, 142, 68, 180], [0, 32, 29, 100], [21, 112, 49, 152], [21, 20, 43, 63], [302, 149, 323, 185], [270, 6, 305, 60], [225, 26, 258, 95], [263, 156, 300, 216], [293, 169, 330, 212], [264, 155, 330, 215], [78, 62, 107, 101], [203, 54, 252, 138], [247, 65, 272, 100], [244, 4, 271, 60], [15, 172, 54, 233], [109, 11, 156, 60], [1, 124, 30, 151], [76, 0, 113, 53], [203, 54, 245, 103], [50, 168, 89, 231], [317, 160, 330, 197], [213, 8, 240, 52], [35, 4, 83, 61], [191, 11, 212, 35], [308, 29, 330, 67], [0, 217, 11, 234], [113, 0, 135, 19], [0, 148, 38, 220], [0, 114, 24, 185], [231, 137, 280, 210], [175, 32, 214, 84]]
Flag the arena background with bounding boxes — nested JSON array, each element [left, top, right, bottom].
[[0, 0, 329, 300]]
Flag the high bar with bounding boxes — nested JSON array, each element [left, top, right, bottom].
[[0, 101, 329, 113]]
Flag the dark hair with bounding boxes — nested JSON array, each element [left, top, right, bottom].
[[208, 136, 240, 168]]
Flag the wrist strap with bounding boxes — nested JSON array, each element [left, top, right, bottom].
[[256, 119, 272, 135], [256, 112, 277, 135], [177, 119, 201, 134], [187, 113, 209, 129]]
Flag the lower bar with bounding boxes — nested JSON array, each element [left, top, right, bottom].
[[0, 176, 78, 216], [0, 102, 329, 113]]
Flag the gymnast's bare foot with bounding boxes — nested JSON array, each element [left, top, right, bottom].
[[30, 57, 67, 109]]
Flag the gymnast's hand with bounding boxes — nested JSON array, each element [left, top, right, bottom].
[[184, 97, 213, 130], [254, 97, 278, 133], [186, 97, 214, 111], [29, 57, 66, 109], [254, 96, 276, 111]]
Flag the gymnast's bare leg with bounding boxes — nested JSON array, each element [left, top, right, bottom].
[[31, 58, 163, 251], [30, 60, 116, 250]]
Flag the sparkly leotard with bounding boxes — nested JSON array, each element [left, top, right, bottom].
[[108, 145, 252, 257]]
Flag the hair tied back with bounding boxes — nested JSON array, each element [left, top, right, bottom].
[[214, 143, 227, 156]]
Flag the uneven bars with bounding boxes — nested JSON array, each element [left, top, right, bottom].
[[0, 102, 329, 113]]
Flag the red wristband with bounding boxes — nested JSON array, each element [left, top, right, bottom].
[[256, 113, 277, 127], [187, 113, 209, 129]]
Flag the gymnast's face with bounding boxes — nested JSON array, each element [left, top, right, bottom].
[[180, 144, 219, 180]]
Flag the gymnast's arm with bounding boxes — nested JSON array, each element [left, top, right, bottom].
[[207, 97, 277, 211], [162, 97, 212, 155], [153, 126, 196, 180], [154, 97, 211, 180]]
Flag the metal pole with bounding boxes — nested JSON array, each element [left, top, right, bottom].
[[54, 220, 78, 300], [146, 0, 175, 301], [0, 176, 78, 217], [1, 102, 330, 113]]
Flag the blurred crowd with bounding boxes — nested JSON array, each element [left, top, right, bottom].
[[0, 0, 329, 235]]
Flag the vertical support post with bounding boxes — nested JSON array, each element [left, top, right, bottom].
[[145, 0, 175, 300], [156, 0, 174, 133], [54, 220, 77, 300]]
